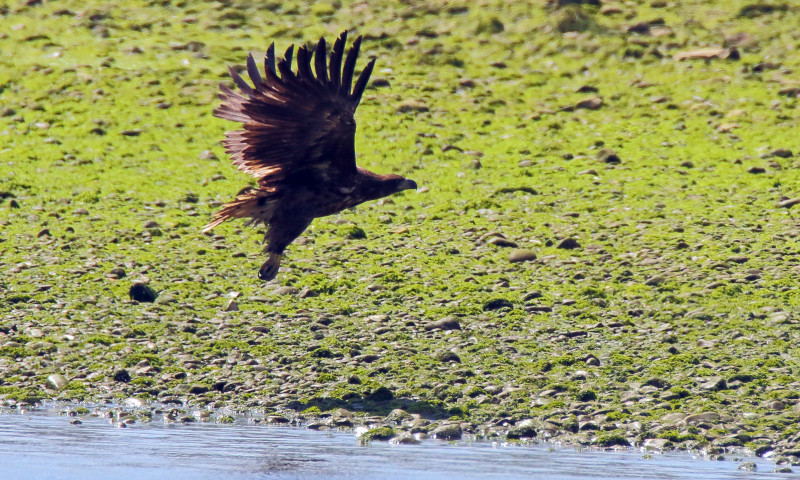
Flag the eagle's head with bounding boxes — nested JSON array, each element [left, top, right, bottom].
[[383, 174, 418, 194]]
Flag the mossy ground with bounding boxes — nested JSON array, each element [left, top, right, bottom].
[[2, 0, 800, 456]]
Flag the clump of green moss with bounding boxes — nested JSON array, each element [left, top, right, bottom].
[[359, 427, 396, 442]]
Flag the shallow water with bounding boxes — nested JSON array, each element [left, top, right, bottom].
[[0, 407, 784, 480]]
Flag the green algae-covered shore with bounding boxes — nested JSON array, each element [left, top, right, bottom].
[[2, 0, 800, 463]]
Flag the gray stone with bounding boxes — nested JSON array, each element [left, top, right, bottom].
[[223, 299, 239, 312], [46, 373, 68, 390], [275, 286, 299, 295], [425, 317, 461, 331], [509, 249, 537, 263], [488, 237, 518, 248], [387, 409, 413, 423], [432, 423, 462, 440], [683, 412, 720, 425], [643, 438, 671, 450], [390, 433, 421, 445], [507, 419, 538, 439]]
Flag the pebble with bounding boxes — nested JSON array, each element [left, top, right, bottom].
[[390, 433, 421, 445], [274, 286, 299, 295], [556, 238, 581, 250], [487, 237, 518, 248], [483, 298, 513, 311], [770, 148, 793, 158], [199, 150, 218, 160], [645, 275, 665, 286], [507, 419, 538, 439], [432, 423, 462, 440], [643, 438, 671, 450], [387, 409, 413, 423], [425, 317, 461, 331], [396, 99, 429, 113], [597, 148, 620, 164], [683, 412, 720, 425], [223, 299, 239, 312], [576, 96, 603, 110], [436, 351, 461, 363], [46, 373, 67, 390], [129, 282, 157, 302], [509, 249, 537, 263], [700, 377, 727, 391]]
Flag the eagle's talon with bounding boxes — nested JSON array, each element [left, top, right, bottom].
[[258, 253, 282, 281]]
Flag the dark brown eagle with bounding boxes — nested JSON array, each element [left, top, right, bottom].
[[204, 31, 417, 281]]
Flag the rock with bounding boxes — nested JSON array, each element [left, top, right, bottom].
[[46, 373, 68, 390], [199, 150, 218, 160], [366, 386, 394, 402], [738, 462, 757, 472], [129, 282, 157, 302], [387, 409, 413, 423], [483, 298, 513, 311], [576, 96, 603, 110], [700, 377, 727, 391], [396, 99, 429, 113], [390, 433, 421, 445], [766, 400, 785, 411], [425, 317, 461, 331], [436, 351, 461, 363], [487, 237, 518, 248], [770, 148, 793, 158], [359, 427, 395, 441], [556, 238, 581, 250], [432, 423, 462, 440], [674, 48, 739, 61], [738, 3, 788, 18], [107, 267, 126, 279], [597, 148, 620, 164], [509, 249, 537, 263], [266, 415, 290, 424], [683, 412, 720, 425], [645, 275, 665, 286], [274, 286, 299, 295], [353, 354, 380, 363], [777, 198, 800, 209], [223, 299, 239, 312], [155, 294, 177, 305], [507, 419, 537, 439], [747, 166, 766, 174], [189, 384, 209, 394], [643, 438, 671, 450], [727, 256, 749, 264]]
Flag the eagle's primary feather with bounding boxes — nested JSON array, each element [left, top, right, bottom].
[[205, 31, 417, 281]]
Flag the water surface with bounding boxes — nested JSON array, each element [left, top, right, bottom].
[[1, 408, 783, 479]]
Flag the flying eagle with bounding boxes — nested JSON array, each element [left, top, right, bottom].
[[204, 31, 417, 281]]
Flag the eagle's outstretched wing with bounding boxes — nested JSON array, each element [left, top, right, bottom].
[[213, 31, 375, 187]]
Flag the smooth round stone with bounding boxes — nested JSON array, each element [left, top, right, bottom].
[[432, 423, 462, 440], [46, 374, 68, 390], [509, 249, 537, 263], [390, 434, 421, 445]]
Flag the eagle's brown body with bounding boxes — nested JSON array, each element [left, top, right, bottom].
[[204, 32, 416, 280]]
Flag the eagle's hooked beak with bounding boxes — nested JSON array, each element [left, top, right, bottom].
[[400, 179, 418, 191]]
